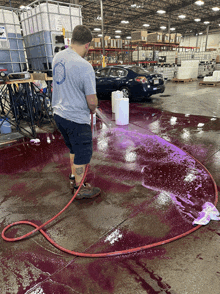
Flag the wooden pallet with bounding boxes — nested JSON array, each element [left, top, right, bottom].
[[172, 78, 193, 83], [199, 81, 220, 87]]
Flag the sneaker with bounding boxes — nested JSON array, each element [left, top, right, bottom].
[[73, 183, 101, 199]]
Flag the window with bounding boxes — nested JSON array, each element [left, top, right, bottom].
[[99, 68, 110, 77], [130, 66, 150, 75], [109, 68, 127, 78]]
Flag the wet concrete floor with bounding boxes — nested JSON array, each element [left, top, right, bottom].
[[0, 80, 220, 294]]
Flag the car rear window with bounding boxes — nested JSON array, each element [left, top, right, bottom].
[[130, 67, 150, 75]]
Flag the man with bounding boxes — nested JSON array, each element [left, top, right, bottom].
[[52, 25, 101, 199]]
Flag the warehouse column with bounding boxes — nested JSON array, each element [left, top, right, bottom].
[[196, 33, 199, 52], [168, 14, 171, 44], [100, 0, 106, 66], [205, 25, 209, 52]]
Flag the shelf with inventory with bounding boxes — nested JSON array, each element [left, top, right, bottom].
[[90, 61, 157, 67], [87, 44, 201, 68], [130, 42, 200, 51], [87, 48, 137, 67]]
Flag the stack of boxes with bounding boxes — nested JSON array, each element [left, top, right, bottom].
[[169, 34, 176, 43], [163, 33, 180, 44], [158, 51, 177, 64], [131, 30, 148, 41], [177, 51, 217, 65], [177, 60, 199, 80], [164, 34, 170, 43], [175, 33, 182, 44], [154, 64, 177, 81], [132, 50, 153, 61], [147, 32, 163, 43]]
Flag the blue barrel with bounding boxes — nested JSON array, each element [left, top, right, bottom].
[[0, 117, 12, 134]]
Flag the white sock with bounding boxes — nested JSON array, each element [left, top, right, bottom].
[[71, 174, 75, 178]]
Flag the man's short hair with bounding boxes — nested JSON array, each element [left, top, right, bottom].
[[71, 25, 93, 45]]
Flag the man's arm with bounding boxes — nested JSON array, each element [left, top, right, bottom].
[[86, 94, 98, 114]]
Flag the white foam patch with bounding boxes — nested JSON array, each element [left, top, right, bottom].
[[184, 173, 197, 182], [104, 229, 123, 245]]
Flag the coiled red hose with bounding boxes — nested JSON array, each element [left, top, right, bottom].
[[1, 111, 218, 257]]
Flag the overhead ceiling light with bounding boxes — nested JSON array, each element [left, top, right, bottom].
[[115, 30, 122, 33], [195, 1, 204, 6], [212, 7, 220, 11], [157, 10, 166, 14], [178, 15, 186, 19], [194, 18, 201, 22], [97, 16, 102, 20], [126, 36, 132, 39], [160, 26, 166, 30], [204, 21, 210, 24], [131, 4, 137, 8], [20, 5, 25, 9], [170, 28, 176, 31], [94, 28, 101, 31], [143, 24, 150, 27], [98, 34, 103, 37], [199, 32, 203, 35], [115, 36, 121, 38], [121, 20, 129, 24]]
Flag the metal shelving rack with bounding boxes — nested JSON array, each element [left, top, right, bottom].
[[87, 42, 200, 68]]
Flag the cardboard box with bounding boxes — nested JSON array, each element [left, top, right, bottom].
[[101, 39, 109, 48], [94, 38, 101, 43], [110, 39, 117, 48], [164, 34, 170, 43], [170, 34, 176, 43], [95, 42, 101, 48], [104, 36, 111, 41], [124, 40, 131, 45], [116, 39, 123, 48], [131, 30, 148, 41], [90, 39, 95, 48], [216, 55, 220, 63], [175, 33, 182, 43], [147, 32, 163, 43]]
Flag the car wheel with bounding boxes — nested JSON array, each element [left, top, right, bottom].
[[120, 87, 130, 99]]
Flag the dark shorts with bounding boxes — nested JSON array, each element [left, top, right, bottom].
[[54, 114, 92, 165]]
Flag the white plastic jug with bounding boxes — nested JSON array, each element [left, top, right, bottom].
[[111, 91, 123, 113], [115, 98, 129, 126]]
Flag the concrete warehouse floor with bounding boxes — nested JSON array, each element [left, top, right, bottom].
[[1, 80, 220, 294]]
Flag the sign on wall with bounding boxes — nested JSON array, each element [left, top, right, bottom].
[[0, 26, 7, 41], [159, 56, 167, 62]]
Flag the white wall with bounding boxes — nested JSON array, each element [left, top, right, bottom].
[[180, 32, 220, 51]]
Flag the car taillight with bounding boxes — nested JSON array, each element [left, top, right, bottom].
[[135, 76, 147, 84]]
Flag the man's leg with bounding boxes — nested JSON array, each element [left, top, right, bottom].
[[73, 162, 100, 199], [74, 164, 86, 186], [70, 153, 75, 176]]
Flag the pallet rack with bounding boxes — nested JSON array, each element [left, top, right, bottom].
[[87, 43, 200, 68]]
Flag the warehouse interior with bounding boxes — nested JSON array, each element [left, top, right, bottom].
[[1, 1, 220, 294]]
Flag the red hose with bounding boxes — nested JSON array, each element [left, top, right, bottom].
[[1, 111, 218, 257]]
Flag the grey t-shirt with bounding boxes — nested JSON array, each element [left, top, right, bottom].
[[52, 48, 96, 125]]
